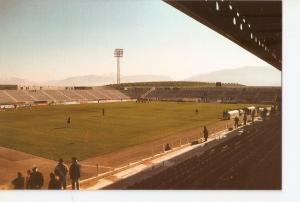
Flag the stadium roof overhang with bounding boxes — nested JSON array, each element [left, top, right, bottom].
[[165, 0, 282, 71]]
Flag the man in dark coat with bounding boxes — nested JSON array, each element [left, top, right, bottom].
[[54, 158, 68, 189], [11, 172, 25, 189], [234, 116, 239, 128], [251, 110, 255, 122], [69, 157, 81, 190], [243, 114, 247, 125], [262, 108, 268, 121], [29, 167, 44, 189], [203, 126, 208, 142], [48, 173, 61, 190]]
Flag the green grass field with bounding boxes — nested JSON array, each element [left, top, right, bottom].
[[0, 101, 254, 160]]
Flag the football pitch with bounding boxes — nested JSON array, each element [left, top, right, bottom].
[[0, 101, 253, 161]]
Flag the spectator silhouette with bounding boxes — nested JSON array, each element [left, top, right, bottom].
[[251, 110, 255, 122], [262, 108, 268, 121], [203, 126, 208, 142], [48, 172, 61, 190], [243, 114, 247, 125], [54, 158, 68, 189], [270, 106, 275, 117], [11, 172, 25, 189], [67, 117, 71, 128], [234, 116, 239, 128], [29, 167, 44, 189], [25, 170, 31, 189], [69, 157, 81, 190], [165, 143, 171, 151]]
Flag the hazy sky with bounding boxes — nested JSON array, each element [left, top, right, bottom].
[[0, 0, 278, 82]]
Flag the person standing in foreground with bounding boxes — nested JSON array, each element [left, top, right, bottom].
[[29, 167, 44, 189], [69, 157, 81, 190], [203, 126, 208, 142], [11, 172, 25, 189], [25, 170, 31, 189], [54, 158, 68, 189], [48, 173, 61, 190]]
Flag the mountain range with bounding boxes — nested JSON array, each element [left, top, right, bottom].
[[186, 66, 281, 86], [45, 75, 172, 86], [0, 66, 281, 86]]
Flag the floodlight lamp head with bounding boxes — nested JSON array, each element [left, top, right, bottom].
[[114, 48, 123, 57]]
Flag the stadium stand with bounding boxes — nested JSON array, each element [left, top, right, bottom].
[[0, 86, 130, 105], [0, 91, 16, 104], [0, 85, 280, 105], [4, 90, 35, 102], [114, 115, 281, 190], [142, 87, 281, 103], [121, 88, 152, 99], [27, 90, 54, 102], [59, 90, 85, 101], [75, 90, 98, 100], [43, 90, 72, 102], [88, 89, 110, 100]]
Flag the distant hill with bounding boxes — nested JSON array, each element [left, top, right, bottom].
[[0, 77, 36, 85], [122, 75, 172, 83], [186, 66, 281, 86], [45, 75, 114, 86], [45, 74, 172, 86], [1, 66, 281, 87]]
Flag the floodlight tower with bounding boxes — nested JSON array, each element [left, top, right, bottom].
[[114, 48, 123, 84]]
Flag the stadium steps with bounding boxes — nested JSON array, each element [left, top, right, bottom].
[[126, 116, 281, 189], [85, 90, 100, 100], [59, 90, 82, 100], [44, 90, 71, 102], [1, 91, 17, 103], [112, 90, 130, 99], [23, 91, 38, 101], [90, 89, 110, 100], [40, 91, 56, 102], [27, 90, 53, 102], [75, 90, 98, 100], [213, 118, 281, 189], [104, 90, 120, 99], [103, 89, 125, 100], [4, 90, 35, 102], [141, 87, 155, 99], [120, 88, 151, 99], [70, 90, 88, 101]]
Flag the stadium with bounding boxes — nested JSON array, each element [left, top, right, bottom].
[[0, 0, 281, 190]]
